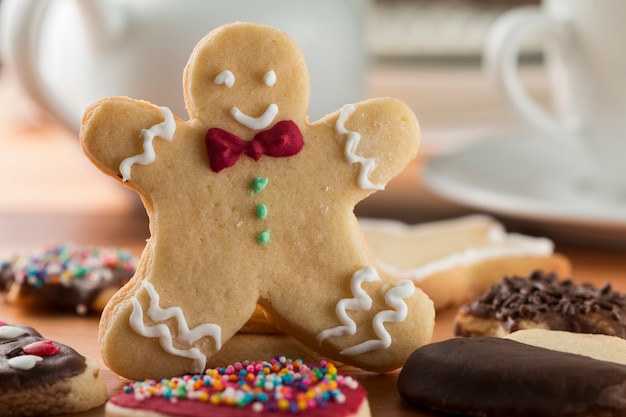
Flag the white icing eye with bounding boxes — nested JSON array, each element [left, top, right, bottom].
[[263, 70, 276, 87], [214, 70, 235, 88]]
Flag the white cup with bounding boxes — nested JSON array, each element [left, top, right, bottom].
[[0, 0, 367, 132], [484, 0, 626, 198]]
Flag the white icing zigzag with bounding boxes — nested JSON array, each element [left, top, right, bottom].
[[317, 266, 416, 356], [129, 281, 222, 373], [119, 106, 176, 182], [316, 265, 380, 344], [336, 104, 385, 191], [340, 279, 415, 356]]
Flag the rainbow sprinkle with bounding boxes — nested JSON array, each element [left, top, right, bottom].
[[122, 357, 360, 414], [3, 243, 136, 288]]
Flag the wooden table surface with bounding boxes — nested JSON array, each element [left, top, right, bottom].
[[1, 63, 625, 417], [1, 243, 624, 417]]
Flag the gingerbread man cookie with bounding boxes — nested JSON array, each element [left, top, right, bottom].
[[81, 22, 434, 380]]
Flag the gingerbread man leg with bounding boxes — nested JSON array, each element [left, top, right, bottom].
[[100, 238, 260, 380], [259, 231, 434, 373]]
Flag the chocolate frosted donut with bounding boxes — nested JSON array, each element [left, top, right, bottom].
[[1, 243, 136, 315], [0, 321, 107, 416], [454, 270, 626, 338], [398, 337, 626, 417]]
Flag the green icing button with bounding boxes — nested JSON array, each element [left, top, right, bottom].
[[255, 204, 268, 220], [250, 177, 269, 193], [257, 230, 271, 245]]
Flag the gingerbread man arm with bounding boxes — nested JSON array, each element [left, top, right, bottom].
[[321, 97, 420, 195], [80, 97, 181, 192]]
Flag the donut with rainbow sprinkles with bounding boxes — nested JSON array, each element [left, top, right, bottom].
[[106, 357, 370, 417]]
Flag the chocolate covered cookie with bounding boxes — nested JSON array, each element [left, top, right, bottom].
[[398, 336, 626, 417], [0, 321, 107, 416]]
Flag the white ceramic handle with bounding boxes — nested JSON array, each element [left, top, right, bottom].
[[0, 0, 127, 132], [0, 0, 61, 121], [483, 6, 578, 141]]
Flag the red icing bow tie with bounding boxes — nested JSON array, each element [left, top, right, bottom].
[[205, 120, 304, 172]]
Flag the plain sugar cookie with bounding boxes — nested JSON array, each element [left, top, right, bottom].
[[506, 328, 626, 365], [81, 22, 434, 380], [360, 215, 571, 310]]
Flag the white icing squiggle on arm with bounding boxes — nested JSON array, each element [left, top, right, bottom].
[[119, 106, 176, 182], [129, 281, 222, 373], [336, 104, 385, 191], [317, 265, 380, 344], [340, 279, 415, 356]]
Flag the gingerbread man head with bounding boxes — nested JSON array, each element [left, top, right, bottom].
[[185, 23, 309, 131], [81, 22, 434, 381]]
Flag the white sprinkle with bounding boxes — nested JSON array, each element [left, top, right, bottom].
[[8, 355, 43, 370], [0, 326, 26, 339]]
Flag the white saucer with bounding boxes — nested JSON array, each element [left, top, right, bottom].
[[423, 135, 626, 248]]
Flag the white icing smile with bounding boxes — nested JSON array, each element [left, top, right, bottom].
[[231, 103, 279, 130]]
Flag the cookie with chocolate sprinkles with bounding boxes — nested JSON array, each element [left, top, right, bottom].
[[454, 270, 626, 338]]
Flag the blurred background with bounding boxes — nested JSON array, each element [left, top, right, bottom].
[[0, 0, 577, 250]]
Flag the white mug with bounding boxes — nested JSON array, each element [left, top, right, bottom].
[[484, 0, 626, 197], [0, 0, 367, 132]]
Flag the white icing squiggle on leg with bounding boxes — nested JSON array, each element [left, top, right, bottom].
[[119, 106, 176, 182], [317, 265, 380, 344], [340, 279, 415, 356], [336, 104, 385, 190], [129, 281, 222, 373]]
